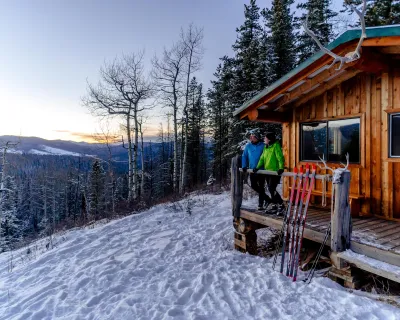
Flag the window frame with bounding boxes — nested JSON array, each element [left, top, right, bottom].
[[389, 112, 400, 158], [300, 116, 361, 164]]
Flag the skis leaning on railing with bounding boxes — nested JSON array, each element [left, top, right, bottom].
[[282, 167, 303, 274], [272, 167, 298, 271], [291, 164, 316, 281], [286, 165, 310, 276]]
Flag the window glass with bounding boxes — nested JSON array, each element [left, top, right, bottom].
[[391, 114, 400, 157], [328, 118, 360, 163], [301, 122, 327, 161]]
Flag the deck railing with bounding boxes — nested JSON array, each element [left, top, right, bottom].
[[231, 154, 351, 265]]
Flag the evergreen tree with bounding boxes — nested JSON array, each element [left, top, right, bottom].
[[0, 176, 20, 251], [88, 160, 105, 220], [343, 0, 400, 27], [296, 0, 338, 63], [262, 0, 296, 81], [232, 0, 265, 98]]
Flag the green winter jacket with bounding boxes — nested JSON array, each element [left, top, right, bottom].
[[256, 142, 285, 171]]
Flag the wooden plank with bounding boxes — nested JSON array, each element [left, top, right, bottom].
[[353, 219, 389, 230], [394, 163, 400, 219], [351, 241, 400, 267], [307, 219, 330, 229], [379, 237, 400, 248], [307, 215, 331, 224], [353, 75, 361, 114], [363, 36, 400, 47], [361, 74, 371, 215], [381, 72, 393, 219], [332, 171, 351, 252], [338, 81, 345, 116], [291, 109, 296, 171], [231, 155, 243, 218], [372, 223, 400, 235], [282, 122, 290, 199], [352, 218, 381, 227], [371, 75, 382, 215], [344, 78, 354, 115], [240, 209, 330, 245], [294, 69, 362, 109], [323, 91, 328, 118], [363, 223, 400, 236], [337, 251, 400, 284]]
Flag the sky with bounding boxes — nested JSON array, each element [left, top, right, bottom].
[[0, 0, 253, 143], [0, 0, 349, 143]]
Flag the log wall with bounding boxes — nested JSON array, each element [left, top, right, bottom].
[[283, 67, 400, 220]]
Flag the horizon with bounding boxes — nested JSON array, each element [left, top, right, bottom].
[[0, 0, 250, 143]]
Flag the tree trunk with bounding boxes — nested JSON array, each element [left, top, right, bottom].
[[173, 100, 179, 192], [140, 122, 145, 199], [133, 107, 139, 200], [181, 116, 188, 194], [126, 115, 134, 201]]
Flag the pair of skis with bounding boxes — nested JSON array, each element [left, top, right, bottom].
[[272, 163, 316, 281]]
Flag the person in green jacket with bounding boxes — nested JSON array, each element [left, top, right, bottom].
[[254, 132, 285, 215]]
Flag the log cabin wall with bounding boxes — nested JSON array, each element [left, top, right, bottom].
[[282, 66, 400, 221]]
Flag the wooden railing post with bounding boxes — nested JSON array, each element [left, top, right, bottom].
[[331, 170, 352, 267], [231, 155, 243, 218]]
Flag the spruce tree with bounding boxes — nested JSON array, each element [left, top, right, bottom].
[[296, 0, 338, 63], [88, 160, 105, 220], [343, 0, 400, 27], [262, 0, 297, 81], [232, 0, 264, 100], [0, 176, 20, 251]]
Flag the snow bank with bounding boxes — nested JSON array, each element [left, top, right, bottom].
[[0, 193, 399, 320]]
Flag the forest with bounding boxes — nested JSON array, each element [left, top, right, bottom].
[[1, 0, 399, 251]]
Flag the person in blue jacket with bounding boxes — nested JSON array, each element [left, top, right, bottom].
[[242, 129, 270, 210]]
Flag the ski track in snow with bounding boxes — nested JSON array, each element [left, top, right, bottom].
[[0, 193, 399, 320]]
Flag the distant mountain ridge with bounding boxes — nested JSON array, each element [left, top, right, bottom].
[[0, 135, 106, 157]]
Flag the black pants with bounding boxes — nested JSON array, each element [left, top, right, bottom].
[[265, 175, 283, 205], [250, 173, 271, 206]]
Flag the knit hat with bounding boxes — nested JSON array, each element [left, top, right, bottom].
[[265, 132, 276, 142], [249, 129, 261, 141]]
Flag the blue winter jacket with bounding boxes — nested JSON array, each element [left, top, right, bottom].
[[242, 141, 265, 169]]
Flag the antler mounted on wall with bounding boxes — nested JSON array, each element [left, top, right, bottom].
[[303, 0, 367, 70]]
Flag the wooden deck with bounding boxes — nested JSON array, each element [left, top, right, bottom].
[[240, 206, 400, 267]]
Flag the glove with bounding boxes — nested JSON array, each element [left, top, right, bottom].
[[242, 167, 247, 173], [253, 168, 259, 174], [277, 169, 284, 176]]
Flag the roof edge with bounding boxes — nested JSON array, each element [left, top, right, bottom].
[[233, 25, 400, 117]]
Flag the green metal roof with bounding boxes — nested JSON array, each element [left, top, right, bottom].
[[233, 25, 400, 116]]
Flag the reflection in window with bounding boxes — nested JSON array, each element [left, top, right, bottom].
[[390, 114, 400, 157], [300, 118, 360, 163], [328, 118, 360, 163], [301, 122, 327, 161]]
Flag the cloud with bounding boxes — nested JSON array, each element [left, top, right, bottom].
[[53, 130, 71, 133]]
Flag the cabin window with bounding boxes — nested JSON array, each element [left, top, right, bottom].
[[389, 113, 400, 157], [301, 118, 360, 163]]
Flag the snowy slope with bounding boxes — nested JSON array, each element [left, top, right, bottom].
[[0, 193, 399, 320]]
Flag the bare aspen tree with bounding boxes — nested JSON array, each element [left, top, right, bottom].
[[180, 24, 204, 194], [83, 51, 153, 201], [137, 116, 147, 199], [93, 119, 119, 215], [152, 43, 187, 192]]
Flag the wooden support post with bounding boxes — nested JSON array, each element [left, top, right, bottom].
[[231, 155, 243, 218], [331, 171, 352, 268]]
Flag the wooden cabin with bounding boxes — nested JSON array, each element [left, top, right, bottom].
[[232, 25, 400, 285]]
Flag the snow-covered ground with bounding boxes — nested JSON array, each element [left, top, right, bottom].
[[1, 193, 399, 320]]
